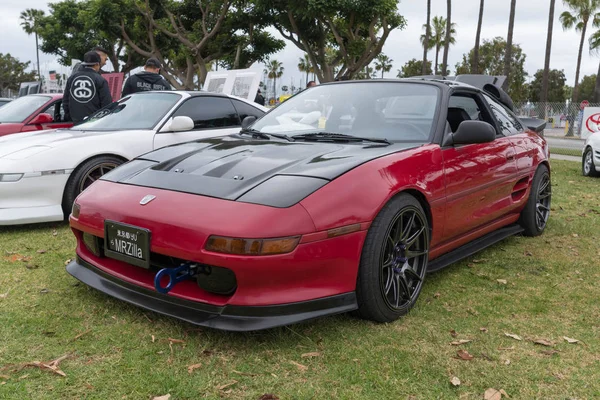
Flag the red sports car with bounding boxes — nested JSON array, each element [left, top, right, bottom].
[[67, 77, 551, 331], [0, 94, 73, 136]]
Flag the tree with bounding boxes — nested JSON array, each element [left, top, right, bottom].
[[455, 37, 529, 101], [577, 74, 596, 102], [589, 28, 600, 101], [529, 69, 567, 102], [422, 16, 456, 75], [422, 0, 431, 75], [0, 53, 37, 93], [442, 0, 452, 76], [374, 53, 393, 78], [397, 59, 433, 78], [298, 54, 313, 86], [503, 0, 517, 89], [541, 0, 557, 105], [255, 0, 406, 82], [473, 0, 485, 73], [20, 8, 45, 80], [265, 59, 283, 99], [560, 0, 600, 102]]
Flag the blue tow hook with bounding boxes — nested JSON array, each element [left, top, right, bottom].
[[154, 263, 198, 294]]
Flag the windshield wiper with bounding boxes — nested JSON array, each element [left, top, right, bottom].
[[292, 132, 391, 145], [239, 128, 294, 142]]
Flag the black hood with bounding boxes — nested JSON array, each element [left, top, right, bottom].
[[135, 72, 168, 85], [102, 135, 419, 207]]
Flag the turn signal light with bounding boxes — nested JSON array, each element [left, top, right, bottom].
[[205, 236, 300, 255], [72, 202, 81, 218]]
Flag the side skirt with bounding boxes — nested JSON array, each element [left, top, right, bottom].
[[426, 224, 524, 273]]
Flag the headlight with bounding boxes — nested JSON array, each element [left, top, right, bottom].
[[3, 145, 52, 160], [205, 236, 300, 255], [0, 173, 23, 182], [71, 201, 81, 218]]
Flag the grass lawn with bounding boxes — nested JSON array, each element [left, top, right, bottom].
[[1, 159, 599, 400]]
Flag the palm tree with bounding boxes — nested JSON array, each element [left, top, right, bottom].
[[422, 0, 432, 75], [422, 16, 456, 75], [503, 0, 517, 90], [560, 0, 600, 103], [541, 0, 557, 106], [298, 54, 313, 86], [20, 8, 45, 80], [375, 54, 393, 78], [442, 0, 452, 76], [589, 29, 600, 101], [473, 0, 485, 73], [264, 59, 284, 100]]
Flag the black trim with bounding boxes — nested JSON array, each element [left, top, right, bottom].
[[426, 224, 524, 273], [66, 256, 358, 331]]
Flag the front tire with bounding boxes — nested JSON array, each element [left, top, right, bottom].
[[62, 155, 124, 217], [355, 194, 430, 323], [582, 147, 600, 177], [519, 164, 551, 237]]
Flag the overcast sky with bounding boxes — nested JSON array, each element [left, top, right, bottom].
[[2, 0, 599, 89]]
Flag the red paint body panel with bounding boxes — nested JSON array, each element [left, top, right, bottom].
[[0, 94, 73, 137]]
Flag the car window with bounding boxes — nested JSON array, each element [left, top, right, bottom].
[[40, 101, 65, 123], [0, 95, 51, 123], [483, 94, 523, 136], [251, 82, 440, 142], [172, 96, 240, 129], [77, 92, 182, 131], [230, 99, 265, 121]]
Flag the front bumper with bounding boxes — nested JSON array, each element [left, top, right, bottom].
[[67, 256, 358, 331], [0, 173, 69, 225]]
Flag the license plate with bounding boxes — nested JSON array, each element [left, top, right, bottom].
[[104, 220, 151, 269]]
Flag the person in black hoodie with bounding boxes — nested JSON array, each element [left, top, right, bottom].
[[63, 51, 113, 123], [121, 58, 171, 97]]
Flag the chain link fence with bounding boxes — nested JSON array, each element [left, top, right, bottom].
[[514, 102, 600, 137]]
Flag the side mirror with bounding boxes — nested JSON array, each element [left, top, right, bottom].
[[30, 113, 54, 125], [445, 120, 496, 146], [241, 116, 257, 130], [161, 116, 194, 132]]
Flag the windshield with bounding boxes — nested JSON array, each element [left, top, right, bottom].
[[251, 82, 440, 142], [0, 95, 51, 123], [75, 92, 182, 131]]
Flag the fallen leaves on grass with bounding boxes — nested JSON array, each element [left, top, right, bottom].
[[563, 336, 580, 344], [218, 380, 238, 390], [504, 333, 522, 341], [37, 249, 47, 254], [168, 338, 185, 344], [21, 354, 69, 377], [541, 350, 560, 356], [572, 233, 579, 238], [450, 339, 472, 346], [480, 327, 488, 333], [533, 339, 554, 347], [301, 352, 321, 358], [151, 395, 171, 400], [498, 346, 515, 351], [64, 259, 72, 266], [5, 254, 31, 263], [258, 395, 280, 400], [25, 264, 39, 270], [0, 291, 8, 299], [484, 388, 502, 400], [187, 363, 202, 374], [450, 376, 461, 386], [289, 361, 308, 372], [497, 279, 507, 285], [500, 389, 510, 398], [434, 292, 441, 299], [232, 370, 258, 377], [456, 350, 474, 360], [450, 329, 458, 337]]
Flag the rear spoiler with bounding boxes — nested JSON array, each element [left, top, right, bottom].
[[519, 117, 546, 133]]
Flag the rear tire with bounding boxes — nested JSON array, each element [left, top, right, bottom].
[[62, 155, 124, 217], [582, 147, 600, 177], [519, 164, 551, 237], [355, 193, 430, 323]]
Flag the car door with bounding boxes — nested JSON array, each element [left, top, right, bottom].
[[21, 100, 73, 132], [483, 94, 534, 173], [153, 96, 244, 149], [440, 91, 519, 241]]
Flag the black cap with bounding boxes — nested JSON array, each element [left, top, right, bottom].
[[81, 51, 101, 66], [145, 57, 162, 69]]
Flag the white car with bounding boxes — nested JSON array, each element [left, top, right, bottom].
[[0, 91, 267, 225], [583, 130, 600, 177]]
